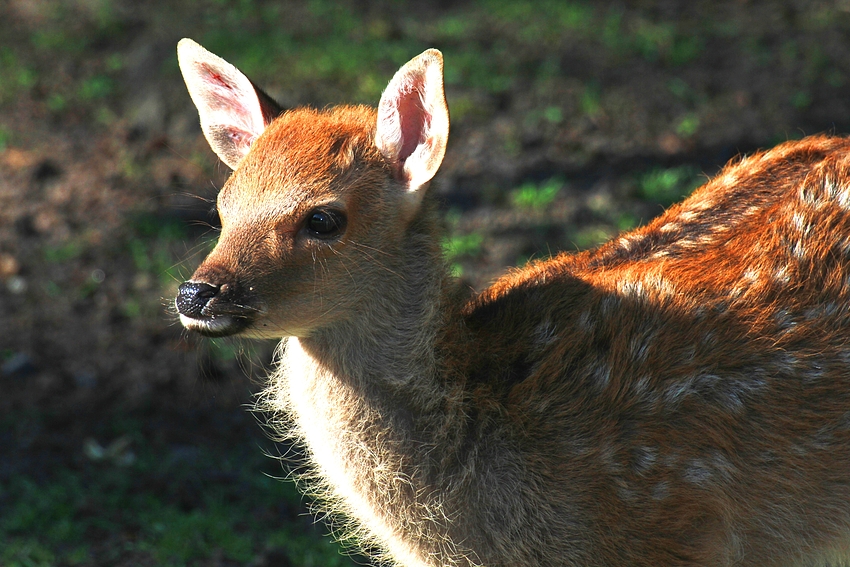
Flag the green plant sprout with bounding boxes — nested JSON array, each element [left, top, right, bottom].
[[510, 177, 564, 210], [638, 165, 703, 205]]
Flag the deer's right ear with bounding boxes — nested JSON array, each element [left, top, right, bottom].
[[177, 38, 282, 170]]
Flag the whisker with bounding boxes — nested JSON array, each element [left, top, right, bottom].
[[346, 241, 406, 280], [347, 240, 393, 257]]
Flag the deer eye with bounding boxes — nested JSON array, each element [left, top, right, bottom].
[[306, 209, 346, 238]]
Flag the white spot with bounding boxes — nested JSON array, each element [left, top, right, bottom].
[[591, 362, 612, 390], [742, 267, 760, 282], [617, 234, 647, 253], [618, 280, 645, 298], [693, 198, 715, 211], [652, 481, 670, 500], [599, 296, 619, 317], [533, 318, 558, 348], [632, 446, 658, 475], [799, 185, 822, 207], [599, 441, 622, 474], [791, 443, 809, 457], [729, 284, 746, 299], [683, 458, 713, 485], [723, 376, 767, 411], [774, 308, 797, 332], [812, 431, 833, 451], [773, 265, 791, 284], [664, 375, 696, 405], [824, 177, 850, 210], [631, 374, 651, 395], [802, 363, 825, 385], [660, 222, 679, 233], [837, 184, 850, 210], [791, 240, 807, 260], [777, 352, 800, 369], [803, 302, 839, 320], [710, 451, 736, 482], [644, 273, 676, 298], [629, 337, 650, 364], [578, 309, 594, 331], [694, 373, 721, 389], [617, 485, 637, 502]]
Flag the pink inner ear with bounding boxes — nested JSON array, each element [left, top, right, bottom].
[[201, 62, 235, 90], [199, 62, 252, 117], [226, 127, 255, 149], [397, 79, 428, 164]]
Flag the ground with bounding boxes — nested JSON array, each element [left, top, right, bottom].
[[2, 1, 850, 565]]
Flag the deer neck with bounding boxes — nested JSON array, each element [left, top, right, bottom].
[[270, 210, 466, 563], [273, 205, 460, 460], [301, 211, 449, 393]]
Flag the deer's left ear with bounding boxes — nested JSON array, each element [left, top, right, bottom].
[[376, 49, 450, 211], [177, 38, 282, 170]]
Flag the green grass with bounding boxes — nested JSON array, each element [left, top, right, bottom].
[[510, 177, 563, 210], [0, 47, 37, 103], [442, 232, 484, 277], [571, 226, 614, 249], [442, 233, 484, 260], [0, 438, 354, 566], [637, 165, 703, 206], [675, 113, 700, 138], [121, 213, 203, 317], [42, 240, 86, 264]]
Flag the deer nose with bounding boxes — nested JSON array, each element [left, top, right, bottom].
[[176, 281, 219, 319]]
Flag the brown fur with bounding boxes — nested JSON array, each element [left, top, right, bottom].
[[176, 40, 850, 566]]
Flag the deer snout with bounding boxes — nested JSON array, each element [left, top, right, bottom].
[[175, 279, 254, 337], [176, 281, 219, 318]]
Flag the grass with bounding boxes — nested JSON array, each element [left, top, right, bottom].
[[443, 233, 484, 260], [637, 165, 703, 206], [121, 212, 203, 316], [570, 226, 614, 249], [0, 435, 354, 567], [0, 48, 37, 104], [442, 232, 484, 278], [510, 177, 563, 210]]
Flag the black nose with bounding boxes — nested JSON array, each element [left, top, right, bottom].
[[176, 281, 219, 318]]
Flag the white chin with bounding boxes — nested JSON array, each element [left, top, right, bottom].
[[179, 314, 240, 336]]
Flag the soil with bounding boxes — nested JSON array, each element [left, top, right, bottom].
[[2, 0, 850, 565]]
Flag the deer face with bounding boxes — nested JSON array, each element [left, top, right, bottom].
[[178, 107, 395, 338], [174, 40, 449, 338]]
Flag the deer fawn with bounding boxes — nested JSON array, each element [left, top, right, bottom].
[[175, 38, 850, 566]]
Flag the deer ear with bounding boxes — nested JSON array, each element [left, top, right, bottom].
[[376, 49, 449, 210], [177, 38, 282, 170]]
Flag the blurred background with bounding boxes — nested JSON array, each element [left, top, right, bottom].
[[2, 0, 850, 565]]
